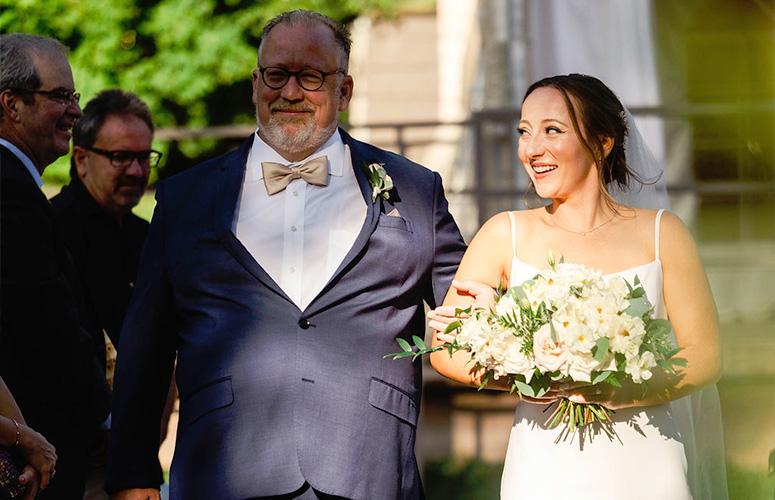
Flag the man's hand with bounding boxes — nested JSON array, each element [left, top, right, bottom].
[[111, 488, 161, 500], [428, 280, 497, 342]]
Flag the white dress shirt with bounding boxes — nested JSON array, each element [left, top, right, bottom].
[[234, 131, 367, 310]]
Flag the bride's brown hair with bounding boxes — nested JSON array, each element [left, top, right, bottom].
[[523, 74, 647, 210]]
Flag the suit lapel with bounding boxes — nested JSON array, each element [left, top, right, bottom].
[[213, 136, 289, 300], [305, 130, 382, 313]]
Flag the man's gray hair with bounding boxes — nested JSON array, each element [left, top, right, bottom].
[[259, 10, 352, 72], [0, 33, 69, 117], [70, 88, 155, 178]]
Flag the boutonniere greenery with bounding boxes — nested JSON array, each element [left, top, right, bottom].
[[363, 162, 394, 202]]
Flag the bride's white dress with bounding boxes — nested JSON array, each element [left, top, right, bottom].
[[499, 210, 727, 499]]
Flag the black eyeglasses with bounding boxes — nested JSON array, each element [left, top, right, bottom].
[[32, 89, 81, 107], [258, 67, 345, 91], [87, 147, 162, 170]]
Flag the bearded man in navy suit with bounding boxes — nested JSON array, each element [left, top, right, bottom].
[[106, 10, 466, 500]]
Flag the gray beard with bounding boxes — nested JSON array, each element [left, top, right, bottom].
[[260, 115, 339, 157]]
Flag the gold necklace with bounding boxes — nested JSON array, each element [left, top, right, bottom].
[[549, 212, 615, 236]]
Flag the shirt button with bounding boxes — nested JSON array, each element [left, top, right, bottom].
[[293, 191, 299, 197], [298, 318, 310, 329], [290, 266, 296, 273], [291, 226, 297, 232]]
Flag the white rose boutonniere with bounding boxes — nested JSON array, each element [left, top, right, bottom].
[[363, 162, 393, 202]]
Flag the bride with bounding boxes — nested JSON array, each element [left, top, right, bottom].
[[428, 74, 727, 499]]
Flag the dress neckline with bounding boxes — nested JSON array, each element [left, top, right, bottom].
[[511, 255, 662, 279]]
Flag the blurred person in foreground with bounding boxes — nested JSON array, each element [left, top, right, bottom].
[[0, 32, 111, 499], [105, 9, 465, 500], [49, 88, 176, 500], [427, 74, 727, 499], [0, 376, 57, 500]]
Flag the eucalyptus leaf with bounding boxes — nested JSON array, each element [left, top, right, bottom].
[[593, 338, 610, 363], [591, 370, 612, 385], [647, 319, 672, 337], [514, 379, 535, 397], [624, 297, 650, 317]]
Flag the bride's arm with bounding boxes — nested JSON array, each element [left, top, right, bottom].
[[583, 211, 723, 410], [429, 212, 514, 389]]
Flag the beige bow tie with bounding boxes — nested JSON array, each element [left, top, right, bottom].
[[261, 156, 329, 195]]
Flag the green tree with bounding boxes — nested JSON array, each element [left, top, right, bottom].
[[1, 0, 406, 183]]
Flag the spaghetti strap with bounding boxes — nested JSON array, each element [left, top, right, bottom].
[[654, 209, 665, 261], [507, 211, 517, 259]]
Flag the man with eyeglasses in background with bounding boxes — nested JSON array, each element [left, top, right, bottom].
[[0, 33, 111, 499], [50, 88, 174, 500], [106, 8, 466, 500]]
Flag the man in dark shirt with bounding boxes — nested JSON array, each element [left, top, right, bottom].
[[50, 89, 158, 349], [49, 89, 161, 500]]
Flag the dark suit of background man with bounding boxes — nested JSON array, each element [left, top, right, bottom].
[[0, 33, 111, 499], [50, 88, 163, 500], [105, 9, 466, 500]]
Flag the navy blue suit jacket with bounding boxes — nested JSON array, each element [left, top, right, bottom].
[[105, 130, 466, 499]]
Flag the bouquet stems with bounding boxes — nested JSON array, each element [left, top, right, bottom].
[[543, 398, 615, 430]]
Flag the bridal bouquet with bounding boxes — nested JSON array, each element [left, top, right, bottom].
[[388, 253, 684, 432]]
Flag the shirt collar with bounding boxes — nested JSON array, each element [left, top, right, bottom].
[[0, 138, 44, 188], [247, 129, 345, 182]]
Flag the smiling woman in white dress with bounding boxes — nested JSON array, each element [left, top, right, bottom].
[[428, 74, 727, 499]]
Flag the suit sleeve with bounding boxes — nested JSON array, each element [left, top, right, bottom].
[[0, 176, 110, 426], [427, 171, 467, 309], [105, 183, 177, 492]]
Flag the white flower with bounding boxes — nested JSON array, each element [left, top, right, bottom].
[[626, 350, 657, 383], [495, 295, 519, 317], [363, 162, 393, 202], [456, 314, 491, 350], [567, 351, 605, 383], [606, 275, 630, 298], [533, 323, 569, 375], [489, 324, 531, 379], [609, 314, 646, 358]]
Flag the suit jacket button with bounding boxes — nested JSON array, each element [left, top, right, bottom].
[[298, 318, 310, 329]]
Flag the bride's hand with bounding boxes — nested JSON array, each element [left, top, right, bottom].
[[427, 305, 467, 343], [428, 280, 497, 343], [548, 381, 637, 410]]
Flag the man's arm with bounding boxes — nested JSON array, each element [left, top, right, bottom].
[[105, 184, 176, 494], [428, 171, 467, 308]]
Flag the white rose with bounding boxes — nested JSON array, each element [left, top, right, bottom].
[[457, 315, 491, 351], [533, 323, 569, 375], [567, 351, 603, 383], [606, 275, 630, 298]]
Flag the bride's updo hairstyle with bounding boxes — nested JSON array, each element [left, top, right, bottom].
[[523, 74, 644, 208]]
